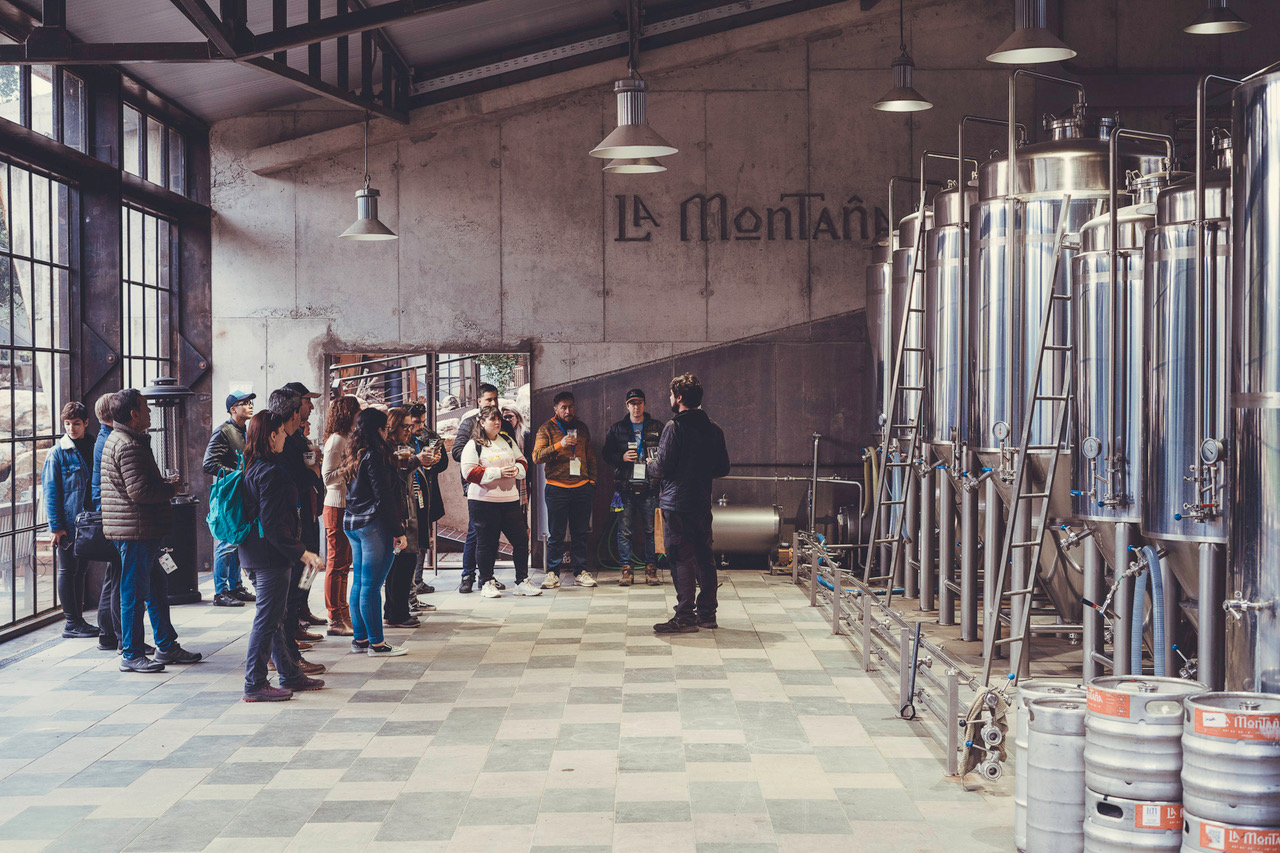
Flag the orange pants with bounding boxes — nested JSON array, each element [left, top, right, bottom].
[[323, 505, 352, 623]]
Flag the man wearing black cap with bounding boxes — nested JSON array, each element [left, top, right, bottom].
[[602, 389, 664, 586], [203, 390, 257, 606]]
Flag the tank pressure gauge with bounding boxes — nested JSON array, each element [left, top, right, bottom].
[[993, 421, 1010, 441], [1082, 436, 1103, 460], [1199, 438, 1224, 465]]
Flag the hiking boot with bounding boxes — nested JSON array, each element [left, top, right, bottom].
[[576, 571, 598, 588], [279, 675, 325, 692], [244, 685, 293, 702], [155, 644, 202, 664], [119, 655, 165, 673], [653, 617, 699, 634], [619, 567, 633, 586], [213, 592, 244, 607], [645, 564, 660, 585]]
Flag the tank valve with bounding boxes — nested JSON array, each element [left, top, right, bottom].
[[1223, 592, 1275, 622]]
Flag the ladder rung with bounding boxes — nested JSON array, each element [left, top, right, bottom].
[[1036, 394, 1069, 402], [1010, 541, 1039, 549], [1026, 444, 1059, 451], [883, 500, 906, 507], [873, 537, 900, 545], [1020, 492, 1051, 500], [902, 346, 925, 353], [1044, 344, 1072, 352], [1052, 293, 1071, 301], [992, 635, 1023, 647], [1003, 587, 1035, 597], [866, 575, 893, 583]]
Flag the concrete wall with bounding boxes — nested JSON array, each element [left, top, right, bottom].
[[207, 0, 1280, 408]]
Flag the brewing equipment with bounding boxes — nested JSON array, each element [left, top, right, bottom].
[[1228, 66, 1280, 695], [1015, 680, 1085, 852], [1181, 692, 1280, 826], [1182, 812, 1280, 853], [866, 240, 894, 436], [1026, 696, 1088, 853], [1083, 789, 1182, 853], [1084, 675, 1207, 801]]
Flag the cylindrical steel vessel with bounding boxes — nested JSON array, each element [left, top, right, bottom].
[[1142, 157, 1231, 610], [1016, 680, 1086, 852], [1181, 692, 1280, 826], [710, 505, 781, 554], [1071, 203, 1153, 526], [1229, 69, 1280, 695], [1085, 675, 1208, 800], [892, 208, 933, 430], [925, 185, 976, 466], [1083, 789, 1182, 853], [1183, 812, 1280, 853], [1027, 697, 1088, 853], [866, 241, 893, 433]]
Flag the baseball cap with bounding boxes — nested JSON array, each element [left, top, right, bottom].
[[226, 391, 255, 411], [625, 388, 645, 402], [283, 382, 321, 399]]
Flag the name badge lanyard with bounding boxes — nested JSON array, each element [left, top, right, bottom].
[[556, 419, 582, 477]]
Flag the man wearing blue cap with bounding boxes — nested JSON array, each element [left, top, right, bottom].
[[203, 390, 257, 606]]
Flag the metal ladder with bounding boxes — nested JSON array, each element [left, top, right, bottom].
[[980, 200, 1074, 686], [862, 204, 930, 604]]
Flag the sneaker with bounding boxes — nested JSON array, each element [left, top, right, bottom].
[[119, 655, 165, 673], [350, 639, 370, 653], [230, 588, 257, 602], [97, 638, 119, 651], [295, 625, 322, 642], [645, 564, 661, 585], [513, 579, 543, 597], [653, 617, 699, 634], [297, 657, 327, 675], [279, 675, 325, 692], [541, 573, 561, 589], [619, 568, 633, 587], [62, 622, 99, 639], [458, 578, 474, 594], [576, 572, 598, 588], [697, 618, 718, 629], [492, 580, 506, 591], [244, 685, 293, 702], [117, 643, 156, 656], [155, 644, 203, 664], [385, 617, 421, 628], [480, 581, 502, 598], [213, 592, 245, 607], [368, 643, 407, 657], [415, 602, 438, 611]]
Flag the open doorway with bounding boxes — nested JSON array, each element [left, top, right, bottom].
[[325, 352, 533, 577]]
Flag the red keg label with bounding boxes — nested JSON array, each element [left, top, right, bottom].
[[1088, 686, 1130, 718], [1134, 803, 1181, 830], [1199, 820, 1280, 852], [1194, 708, 1280, 742]]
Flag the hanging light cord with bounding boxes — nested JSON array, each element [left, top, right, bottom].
[[362, 112, 371, 190], [627, 0, 641, 77], [898, 0, 907, 55]]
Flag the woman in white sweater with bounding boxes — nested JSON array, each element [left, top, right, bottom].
[[460, 406, 537, 598], [321, 395, 361, 633]]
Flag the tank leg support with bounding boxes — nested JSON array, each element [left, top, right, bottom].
[[1197, 542, 1226, 690], [983, 478, 1002, 657], [961, 479, 979, 641], [1082, 536, 1104, 682], [938, 473, 955, 626], [1112, 523, 1135, 676], [919, 459, 935, 612]]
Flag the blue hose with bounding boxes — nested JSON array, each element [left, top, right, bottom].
[[1131, 559, 1147, 674], [1144, 545, 1167, 675]]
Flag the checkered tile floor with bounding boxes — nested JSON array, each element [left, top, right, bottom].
[[0, 570, 1014, 852]]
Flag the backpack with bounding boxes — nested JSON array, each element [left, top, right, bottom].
[[206, 452, 254, 545]]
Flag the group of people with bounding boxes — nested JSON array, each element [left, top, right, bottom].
[[43, 371, 729, 703]]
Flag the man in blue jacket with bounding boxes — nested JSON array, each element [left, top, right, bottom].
[[44, 401, 98, 638], [649, 373, 730, 633]]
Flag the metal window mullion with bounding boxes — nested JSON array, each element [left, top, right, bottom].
[[19, 66, 30, 129], [52, 67, 63, 145]]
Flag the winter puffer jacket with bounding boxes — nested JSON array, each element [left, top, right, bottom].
[[100, 423, 175, 541]]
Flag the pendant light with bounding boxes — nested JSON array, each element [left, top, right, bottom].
[[603, 158, 667, 174], [873, 0, 932, 112], [589, 0, 677, 163], [986, 0, 1076, 65], [1184, 0, 1250, 34], [339, 113, 397, 241]]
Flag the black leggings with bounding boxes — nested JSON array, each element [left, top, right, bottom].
[[469, 500, 529, 583]]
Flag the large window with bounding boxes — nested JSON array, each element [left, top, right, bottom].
[[120, 205, 173, 389], [122, 103, 186, 195], [0, 162, 73, 630], [0, 62, 86, 153]]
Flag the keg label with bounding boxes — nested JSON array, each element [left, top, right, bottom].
[[1135, 803, 1180, 830], [1195, 709, 1280, 741], [1087, 686, 1130, 718], [1198, 820, 1280, 852]]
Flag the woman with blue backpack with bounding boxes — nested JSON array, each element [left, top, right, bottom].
[[237, 409, 326, 702]]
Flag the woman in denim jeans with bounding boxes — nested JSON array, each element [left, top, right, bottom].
[[239, 410, 326, 701], [342, 408, 408, 657]]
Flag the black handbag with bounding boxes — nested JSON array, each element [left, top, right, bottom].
[[73, 510, 116, 561]]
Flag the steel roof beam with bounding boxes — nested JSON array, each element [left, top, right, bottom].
[[244, 56, 408, 123], [168, 0, 240, 56], [0, 41, 220, 64], [242, 0, 488, 61]]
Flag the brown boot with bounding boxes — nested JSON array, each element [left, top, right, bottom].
[[297, 657, 327, 675], [619, 567, 633, 586], [296, 624, 322, 642], [645, 564, 660, 585], [302, 609, 328, 627], [326, 615, 353, 637]]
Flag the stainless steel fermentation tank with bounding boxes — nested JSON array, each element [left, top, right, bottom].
[[1229, 66, 1280, 695], [866, 240, 894, 435]]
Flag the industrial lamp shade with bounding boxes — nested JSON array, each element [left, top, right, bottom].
[[590, 78, 678, 159], [986, 0, 1076, 64], [603, 157, 667, 174], [339, 186, 397, 241], [873, 53, 933, 112], [1184, 0, 1249, 34]]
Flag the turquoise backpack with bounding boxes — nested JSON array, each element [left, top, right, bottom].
[[206, 452, 256, 545]]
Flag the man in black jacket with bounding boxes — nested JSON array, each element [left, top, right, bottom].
[[649, 373, 730, 633], [601, 389, 664, 586], [281, 382, 328, 633], [203, 390, 256, 607], [408, 403, 448, 599]]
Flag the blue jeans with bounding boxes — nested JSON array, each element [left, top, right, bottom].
[[244, 566, 301, 692], [618, 491, 658, 567], [213, 537, 245, 594], [545, 484, 594, 575], [115, 539, 178, 660], [347, 519, 396, 645]]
